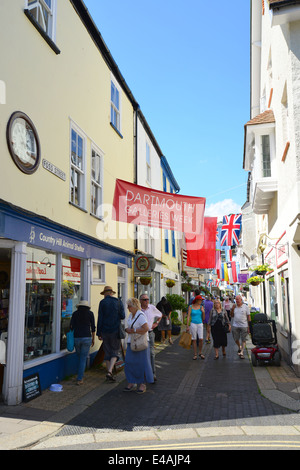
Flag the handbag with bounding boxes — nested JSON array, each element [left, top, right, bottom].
[[223, 323, 231, 334], [118, 321, 126, 339], [130, 332, 148, 352], [66, 330, 74, 352]]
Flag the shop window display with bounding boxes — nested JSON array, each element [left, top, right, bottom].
[[60, 255, 82, 350], [24, 248, 56, 361]]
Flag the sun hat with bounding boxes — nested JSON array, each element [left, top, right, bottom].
[[100, 286, 116, 295], [76, 300, 90, 308], [192, 295, 203, 304]]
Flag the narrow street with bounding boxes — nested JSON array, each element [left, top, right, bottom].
[[24, 333, 300, 451]]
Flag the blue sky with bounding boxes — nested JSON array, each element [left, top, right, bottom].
[[84, 0, 250, 220]]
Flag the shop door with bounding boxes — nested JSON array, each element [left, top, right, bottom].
[[0, 249, 11, 397]]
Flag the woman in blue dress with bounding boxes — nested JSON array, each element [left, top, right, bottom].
[[124, 298, 154, 393]]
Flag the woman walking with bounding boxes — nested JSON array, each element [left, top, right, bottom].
[[70, 300, 95, 385], [124, 298, 154, 393], [186, 295, 205, 360], [209, 299, 231, 359]]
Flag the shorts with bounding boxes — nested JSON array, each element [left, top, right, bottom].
[[101, 331, 121, 361], [232, 326, 248, 343], [190, 323, 203, 341]]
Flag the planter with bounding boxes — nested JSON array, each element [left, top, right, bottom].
[[250, 281, 260, 286], [171, 324, 181, 335], [140, 277, 152, 285], [166, 279, 176, 288]]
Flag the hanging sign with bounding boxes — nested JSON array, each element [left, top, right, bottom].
[[113, 179, 206, 235]]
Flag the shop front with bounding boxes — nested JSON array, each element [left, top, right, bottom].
[[0, 201, 132, 405]]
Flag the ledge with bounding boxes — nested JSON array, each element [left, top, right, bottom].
[[24, 9, 61, 55]]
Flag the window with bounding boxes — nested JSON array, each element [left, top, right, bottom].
[[91, 147, 103, 218], [25, 0, 59, 53], [61, 256, 82, 350], [91, 260, 105, 284], [111, 79, 121, 132], [165, 229, 169, 254], [70, 127, 86, 209], [171, 231, 176, 257], [146, 142, 151, 184], [24, 247, 56, 361], [261, 135, 271, 177]]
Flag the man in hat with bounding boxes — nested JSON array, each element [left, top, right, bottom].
[[97, 286, 125, 382]]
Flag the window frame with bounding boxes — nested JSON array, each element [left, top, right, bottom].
[[110, 76, 122, 135], [70, 123, 87, 211], [90, 144, 104, 219], [24, 0, 60, 54], [146, 141, 151, 184], [91, 259, 106, 285]]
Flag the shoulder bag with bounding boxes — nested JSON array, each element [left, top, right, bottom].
[[130, 313, 148, 352], [66, 330, 74, 352]]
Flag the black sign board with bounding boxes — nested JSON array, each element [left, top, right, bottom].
[[23, 373, 42, 402]]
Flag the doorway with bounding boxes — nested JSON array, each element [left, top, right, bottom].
[[0, 248, 11, 398]]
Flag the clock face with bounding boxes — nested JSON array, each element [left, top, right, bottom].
[[7, 111, 40, 174]]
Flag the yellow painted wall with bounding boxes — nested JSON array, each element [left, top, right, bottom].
[[0, 0, 135, 254]]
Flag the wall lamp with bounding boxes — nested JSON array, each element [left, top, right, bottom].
[[37, 257, 52, 268]]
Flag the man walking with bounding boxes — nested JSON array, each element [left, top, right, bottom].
[[140, 294, 162, 381], [231, 294, 250, 359], [97, 286, 125, 382]]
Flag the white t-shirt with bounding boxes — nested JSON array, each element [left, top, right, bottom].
[[232, 304, 250, 328], [126, 311, 149, 343]]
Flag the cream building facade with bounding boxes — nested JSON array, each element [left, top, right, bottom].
[[243, 0, 300, 374]]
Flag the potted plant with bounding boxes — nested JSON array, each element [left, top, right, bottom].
[[170, 311, 182, 335], [181, 282, 192, 292], [247, 276, 265, 286], [140, 276, 152, 285]]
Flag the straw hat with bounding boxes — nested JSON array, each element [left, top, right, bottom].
[[100, 286, 116, 295], [76, 300, 90, 308]]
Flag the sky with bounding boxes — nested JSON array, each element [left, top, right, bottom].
[[84, 0, 251, 221]]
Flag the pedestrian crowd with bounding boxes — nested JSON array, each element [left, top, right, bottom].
[[69, 285, 250, 393]]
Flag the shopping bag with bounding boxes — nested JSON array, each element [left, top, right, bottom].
[[179, 331, 192, 349], [66, 330, 74, 352]]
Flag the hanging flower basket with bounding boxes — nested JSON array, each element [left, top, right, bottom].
[[166, 279, 176, 288], [249, 263, 271, 274], [247, 276, 265, 286], [140, 276, 152, 285], [181, 283, 192, 292]]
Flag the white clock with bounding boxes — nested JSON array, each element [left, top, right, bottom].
[[7, 111, 40, 174]]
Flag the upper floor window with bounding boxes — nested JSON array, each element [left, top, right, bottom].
[[26, 0, 57, 40], [111, 79, 121, 133], [91, 146, 103, 218], [146, 142, 151, 184], [261, 135, 271, 177], [70, 125, 86, 209]]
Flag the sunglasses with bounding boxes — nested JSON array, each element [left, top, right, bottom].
[[141, 298, 149, 301]]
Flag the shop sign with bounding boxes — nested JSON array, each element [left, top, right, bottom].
[[23, 373, 42, 402]]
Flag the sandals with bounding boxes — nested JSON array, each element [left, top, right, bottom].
[[123, 385, 135, 392], [193, 354, 205, 360], [106, 372, 116, 382], [193, 355, 197, 360], [199, 354, 205, 360], [136, 385, 146, 394]]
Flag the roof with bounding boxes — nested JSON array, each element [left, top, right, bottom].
[[268, 0, 300, 8], [244, 109, 275, 127]]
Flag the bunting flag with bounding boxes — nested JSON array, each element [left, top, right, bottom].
[[220, 214, 242, 246], [185, 217, 217, 269]]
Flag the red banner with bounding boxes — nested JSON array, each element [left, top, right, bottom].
[[113, 179, 206, 235], [185, 217, 217, 269]]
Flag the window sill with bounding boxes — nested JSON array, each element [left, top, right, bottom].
[[69, 201, 88, 213], [90, 213, 104, 222], [24, 9, 61, 55], [110, 122, 123, 139]]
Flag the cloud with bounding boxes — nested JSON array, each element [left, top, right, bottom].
[[205, 199, 241, 222]]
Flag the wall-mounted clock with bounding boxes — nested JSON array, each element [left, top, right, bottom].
[[6, 111, 41, 174]]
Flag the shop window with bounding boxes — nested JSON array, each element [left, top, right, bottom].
[[24, 248, 56, 361], [60, 255, 82, 350]]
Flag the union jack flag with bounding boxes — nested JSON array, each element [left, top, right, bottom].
[[220, 214, 242, 246]]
